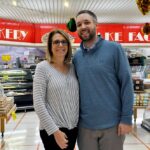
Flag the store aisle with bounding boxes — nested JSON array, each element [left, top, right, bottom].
[[0, 109, 150, 150]]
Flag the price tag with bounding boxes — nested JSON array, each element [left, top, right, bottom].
[[1, 55, 11, 62], [2, 75, 9, 81], [11, 111, 17, 121]]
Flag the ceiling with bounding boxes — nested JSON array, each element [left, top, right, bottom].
[[0, 0, 149, 24]]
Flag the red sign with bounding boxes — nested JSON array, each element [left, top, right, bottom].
[[0, 19, 149, 44], [34, 24, 80, 43], [0, 19, 35, 42], [97, 24, 150, 43]]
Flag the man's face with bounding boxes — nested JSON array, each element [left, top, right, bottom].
[[76, 13, 97, 42]]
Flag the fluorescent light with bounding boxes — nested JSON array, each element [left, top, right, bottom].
[[12, 0, 17, 6], [64, 1, 69, 7]]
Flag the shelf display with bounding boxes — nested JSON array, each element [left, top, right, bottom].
[[0, 69, 33, 110], [126, 49, 150, 128], [0, 95, 16, 138], [0, 96, 14, 114], [134, 92, 149, 106], [133, 90, 149, 123]]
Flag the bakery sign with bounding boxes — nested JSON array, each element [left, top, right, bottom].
[[0, 19, 149, 43], [0, 28, 28, 40], [0, 19, 35, 42]]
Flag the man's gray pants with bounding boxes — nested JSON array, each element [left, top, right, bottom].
[[77, 126, 125, 150]]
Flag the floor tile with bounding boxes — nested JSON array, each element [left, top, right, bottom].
[[124, 144, 149, 150], [0, 109, 150, 150]]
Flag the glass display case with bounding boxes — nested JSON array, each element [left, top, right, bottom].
[[0, 69, 33, 110]]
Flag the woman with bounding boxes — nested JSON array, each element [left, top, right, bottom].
[[33, 29, 79, 150]]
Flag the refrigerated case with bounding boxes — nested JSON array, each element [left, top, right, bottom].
[[0, 69, 33, 110]]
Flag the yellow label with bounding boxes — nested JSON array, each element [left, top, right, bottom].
[[2, 75, 9, 81], [1, 55, 11, 62], [11, 111, 17, 121], [147, 74, 150, 79]]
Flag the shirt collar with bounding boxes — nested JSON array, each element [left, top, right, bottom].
[[83, 38, 99, 51], [80, 37, 103, 53]]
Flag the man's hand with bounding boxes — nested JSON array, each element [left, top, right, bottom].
[[117, 123, 132, 136], [54, 130, 68, 149]]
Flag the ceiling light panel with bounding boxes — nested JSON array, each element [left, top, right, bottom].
[[0, 0, 149, 24]]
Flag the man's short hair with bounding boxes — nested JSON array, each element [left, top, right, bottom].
[[76, 10, 97, 22]]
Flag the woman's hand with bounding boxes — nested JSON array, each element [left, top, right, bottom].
[[54, 130, 68, 149]]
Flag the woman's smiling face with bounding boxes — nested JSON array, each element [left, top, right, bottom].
[[51, 33, 68, 60]]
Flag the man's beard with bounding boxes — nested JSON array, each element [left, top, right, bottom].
[[79, 28, 96, 42]]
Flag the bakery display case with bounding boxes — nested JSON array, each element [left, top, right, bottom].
[[0, 69, 33, 110]]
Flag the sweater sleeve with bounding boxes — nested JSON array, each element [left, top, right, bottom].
[[115, 44, 134, 125], [33, 63, 59, 135]]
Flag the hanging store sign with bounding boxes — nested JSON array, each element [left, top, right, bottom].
[[0, 19, 35, 42], [0, 28, 28, 40], [102, 31, 150, 42], [97, 24, 150, 43], [35, 24, 150, 43], [0, 19, 149, 44]]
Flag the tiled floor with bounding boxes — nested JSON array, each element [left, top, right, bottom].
[[0, 109, 150, 150]]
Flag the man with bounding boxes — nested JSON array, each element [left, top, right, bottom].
[[73, 10, 134, 150]]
